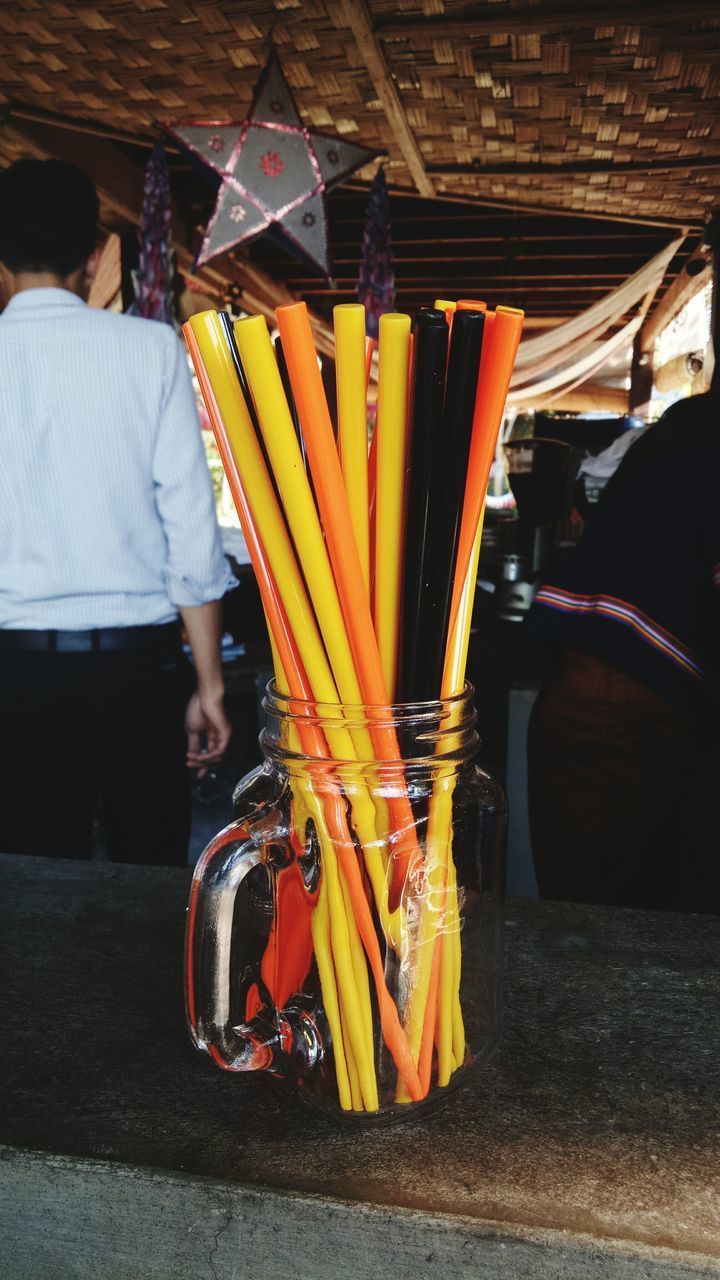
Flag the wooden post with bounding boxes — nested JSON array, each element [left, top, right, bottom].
[[628, 332, 654, 419]]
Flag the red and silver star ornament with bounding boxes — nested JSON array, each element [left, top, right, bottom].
[[164, 53, 376, 274]]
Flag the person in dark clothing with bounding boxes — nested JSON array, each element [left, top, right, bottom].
[[526, 392, 720, 912]]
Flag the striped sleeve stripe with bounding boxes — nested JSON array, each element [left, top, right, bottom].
[[534, 586, 704, 681]]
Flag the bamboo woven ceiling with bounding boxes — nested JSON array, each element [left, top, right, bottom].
[[0, 0, 718, 227]]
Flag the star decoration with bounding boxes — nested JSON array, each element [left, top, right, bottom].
[[164, 52, 376, 275]]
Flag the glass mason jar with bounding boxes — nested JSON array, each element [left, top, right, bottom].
[[185, 683, 506, 1123]]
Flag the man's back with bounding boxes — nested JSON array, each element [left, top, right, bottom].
[[0, 287, 225, 629], [0, 158, 232, 866]]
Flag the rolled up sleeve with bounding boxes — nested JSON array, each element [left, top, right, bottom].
[[153, 331, 237, 608]]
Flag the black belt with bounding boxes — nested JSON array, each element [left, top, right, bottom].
[[0, 623, 182, 654]]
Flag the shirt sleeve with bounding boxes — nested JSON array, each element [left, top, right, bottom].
[[152, 330, 237, 608]]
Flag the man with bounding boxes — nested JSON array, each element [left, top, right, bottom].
[[0, 159, 235, 865], [525, 391, 720, 912]]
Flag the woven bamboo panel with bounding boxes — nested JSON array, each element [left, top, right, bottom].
[[0, 0, 718, 222]]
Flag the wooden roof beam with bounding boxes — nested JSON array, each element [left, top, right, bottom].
[[428, 157, 720, 178], [377, 1, 714, 39], [342, 180, 699, 231], [339, 0, 435, 200]]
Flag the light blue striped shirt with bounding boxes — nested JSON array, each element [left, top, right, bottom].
[[0, 288, 234, 629]]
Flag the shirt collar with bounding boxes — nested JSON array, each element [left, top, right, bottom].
[[3, 288, 86, 315]]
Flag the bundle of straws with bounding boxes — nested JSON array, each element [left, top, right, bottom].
[[185, 297, 523, 1111]]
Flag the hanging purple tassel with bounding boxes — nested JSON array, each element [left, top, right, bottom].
[[357, 166, 396, 340], [132, 141, 174, 324]]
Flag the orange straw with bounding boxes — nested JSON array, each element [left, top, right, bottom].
[[365, 336, 375, 389], [447, 306, 524, 642], [276, 304, 390, 705], [417, 933, 442, 1095]]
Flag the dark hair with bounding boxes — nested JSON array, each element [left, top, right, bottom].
[[0, 159, 99, 275]]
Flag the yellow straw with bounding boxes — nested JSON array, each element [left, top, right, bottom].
[[234, 315, 363, 709], [270, 635, 355, 1112], [395, 769, 454, 1102], [335, 304, 370, 597], [397, 515, 485, 1097], [340, 1000, 364, 1111], [312, 866, 355, 1110], [303, 781, 380, 1109], [374, 312, 411, 700], [434, 517, 485, 1080], [443, 515, 484, 696], [188, 313, 340, 708], [337, 856, 380, 1110]]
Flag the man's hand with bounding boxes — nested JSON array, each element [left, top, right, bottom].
[[185, 688, 232, 777], [179, 601, 231, 777]]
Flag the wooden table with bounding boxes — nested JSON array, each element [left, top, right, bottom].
[[1, 853, 718, 1279]]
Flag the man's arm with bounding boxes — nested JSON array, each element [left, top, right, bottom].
[[152, 330, 236, 774], [180, 600, 231, 776]]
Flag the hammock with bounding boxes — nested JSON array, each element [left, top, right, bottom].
[[508, 315, 642, 407], [512, 235, 685, 376]]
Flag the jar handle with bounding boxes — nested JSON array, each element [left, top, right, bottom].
[[185, 821, 265, 1068], [185, 822, 324, 1080]]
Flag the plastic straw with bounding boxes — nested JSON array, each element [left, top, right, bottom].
[[184, 323, 305, 698], [216, 311, 281, 506], [368, 417, 378, 611], [397, 313, 487, 1085], [275, 335, 306, 470], [443, 517, 484, 698], [275, 303, 426, 904], [188, 288, 523, 1108], [335, 304, 370, 596], [186, 313, 339, 707], [233, 315, 365, 711], [404, 307, 485, 701], [374, 312, 412, 700], [365, 336, 375, 389], [186, 314, 421, 1103], [448, 306, 524, 642], [232, 317, 402, 929], [398, 308, 448, 702]]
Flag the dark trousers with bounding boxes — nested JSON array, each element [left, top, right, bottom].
[[0, 635, 194, 866], [528, 650, 720, 913]]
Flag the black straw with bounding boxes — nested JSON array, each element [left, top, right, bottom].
[[398, 308, 449, 701], [403, 308, 485, 701], [275, 335, 307, 470]]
